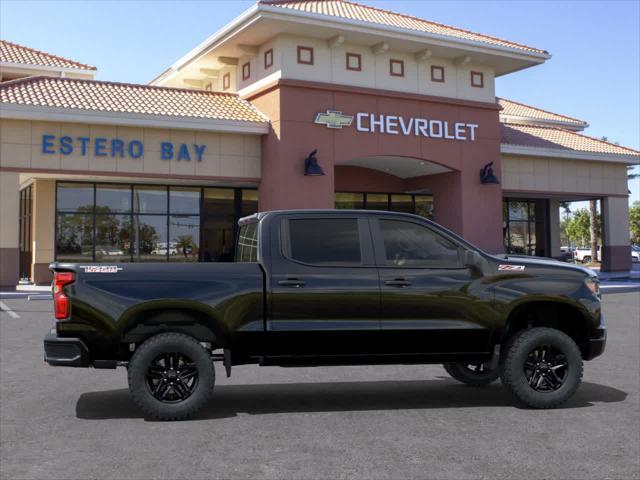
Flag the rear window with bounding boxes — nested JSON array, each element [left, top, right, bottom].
[[235, 222, 258, 262], [287, 218, 361, 265]]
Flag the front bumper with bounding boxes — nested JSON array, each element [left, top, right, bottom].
[[585, 327, 606, 360], [44, 331, 90, 367]]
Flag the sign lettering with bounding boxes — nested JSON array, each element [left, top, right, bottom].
[[41, 135, 206, 161], [314, 109, 479, 141]]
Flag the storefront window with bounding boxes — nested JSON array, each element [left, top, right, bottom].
[[56, 212, 94, 262], [95, 214, 131, 262], [133, 186, 167, 214], [503, 199, 547, 256], [55, 182, 256, 263], [169, 215, 200, 262], [334, 192, 433, 218], [201, 188, 236, 262], [57, 183, 93, 212], [96, 184, 131, 213], [241, 189, 259, 218], [335, 192, 364, 209]]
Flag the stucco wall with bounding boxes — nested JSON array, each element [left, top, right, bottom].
[[0, 119, 262, 180], [0, 171, 19, 286], [239, 35, 495, 103], [501, 155, 628, 196]]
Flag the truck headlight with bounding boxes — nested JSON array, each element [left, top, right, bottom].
[[585, 277, 601, 299]]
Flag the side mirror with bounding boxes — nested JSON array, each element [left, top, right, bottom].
[[464, 250, 484, 274]]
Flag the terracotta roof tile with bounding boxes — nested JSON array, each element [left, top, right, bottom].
[[0, 76, 269, 123], [498, 98, 587, 127], [260, 0, 547, 54], [0, 40, 96, 71], [501, 123, 639, 156]]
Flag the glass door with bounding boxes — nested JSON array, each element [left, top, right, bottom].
[[19, 185, 33, 281]]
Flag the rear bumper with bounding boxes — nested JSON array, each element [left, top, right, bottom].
[[585, 327, 606, 360], [44, 331, 90, 367]]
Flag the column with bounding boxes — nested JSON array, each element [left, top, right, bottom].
[[0, 172, 19, 287], [32, 180, 56, 284], [601, 196, 631, 272], [548, 199, 561, 258]]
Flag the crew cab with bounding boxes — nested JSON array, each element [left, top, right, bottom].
[[44, 210, 606, 420]]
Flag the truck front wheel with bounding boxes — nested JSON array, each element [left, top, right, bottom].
[[443, 362, 501, 386], [127, 332, 215, 420], [501, 327, 583, 409]]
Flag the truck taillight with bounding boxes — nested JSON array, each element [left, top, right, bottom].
[[52, 272, 74, 320]]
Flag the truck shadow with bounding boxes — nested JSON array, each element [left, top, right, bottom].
[[75, 378, 628, 421]]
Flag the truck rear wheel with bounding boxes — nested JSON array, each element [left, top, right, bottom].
[[127, 332, 215, 421], [501, 327, 583, 409], [443, 362, 501, 386]]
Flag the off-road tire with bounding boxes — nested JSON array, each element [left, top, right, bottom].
[[128, 332, 215, 420], [443, 362, 501, 386], [501, 327, 583, 409]]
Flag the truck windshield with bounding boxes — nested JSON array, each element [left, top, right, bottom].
[[235, 222, 258, 262]]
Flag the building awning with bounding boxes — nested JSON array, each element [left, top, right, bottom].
[[0, 76, 270, 133]]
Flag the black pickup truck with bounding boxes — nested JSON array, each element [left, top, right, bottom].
[[45, 210, 605, 420]]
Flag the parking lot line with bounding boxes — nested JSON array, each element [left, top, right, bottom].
[[0, 300, 20, 319]]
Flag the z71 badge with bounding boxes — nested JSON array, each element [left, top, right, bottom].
[[79, 265, 123, 273], [498, 264, 525, 271]]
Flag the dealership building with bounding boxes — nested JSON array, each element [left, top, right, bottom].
[[1, 0, 638, 286]]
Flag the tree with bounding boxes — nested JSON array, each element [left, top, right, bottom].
[[630, 201, 640, 245], [566, 209, 601, 247]]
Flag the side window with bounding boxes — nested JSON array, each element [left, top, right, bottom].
[[235, 222, 258, 262], [287, 218, 361, 265], [380, 219, 460, 268]]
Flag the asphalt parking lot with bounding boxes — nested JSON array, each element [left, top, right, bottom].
[[1, 289, 639, 480]]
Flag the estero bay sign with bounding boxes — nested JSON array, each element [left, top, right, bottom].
[[315, 110, 479, 141], [41, 134, 207, 161]]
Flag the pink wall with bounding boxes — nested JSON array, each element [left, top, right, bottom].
[[248, 80, 504, 253]]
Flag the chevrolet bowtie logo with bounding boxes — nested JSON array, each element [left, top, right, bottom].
[[314, 110, 354, 129]]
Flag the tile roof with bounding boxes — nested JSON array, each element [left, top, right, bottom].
[[501, 123, 639, 157], [498, 98, 587, 127], [260, 0, 547, 55], [0, 40, 96, 71], [0, 76, 269, 123]]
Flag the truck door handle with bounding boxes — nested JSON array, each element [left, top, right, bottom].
[[384, 278, 412, 287], [278, 278, 305, 288]]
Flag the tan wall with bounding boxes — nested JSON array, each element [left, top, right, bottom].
[[0, 171, 19, 286], [0, 119, 261, 179], [238, 35, 495, 102], [501, 155, 628, 195], [0, 171, 19, 248]]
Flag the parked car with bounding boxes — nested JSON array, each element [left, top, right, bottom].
[[574, 246, 601, 264], [44, 210, 605, 420], [631, 245, 640, 263]]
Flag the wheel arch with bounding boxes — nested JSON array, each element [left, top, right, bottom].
[[119, 302, 229, 348], [500, 300, 593, 358]]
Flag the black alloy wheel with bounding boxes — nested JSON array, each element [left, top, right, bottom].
[[523, 345, 568, 392], [145, 352, 199, 403], [443, 361, 501, 386]]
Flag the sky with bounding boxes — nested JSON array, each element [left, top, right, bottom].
[[1, 0, 638, 205]]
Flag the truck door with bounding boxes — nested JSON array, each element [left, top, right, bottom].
[[265, 214, 381, 357], [372, 217, 492, 354]]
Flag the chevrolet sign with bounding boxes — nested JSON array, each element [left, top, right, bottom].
[[314, 110, 479, 141], [314, 110, 354, 129]]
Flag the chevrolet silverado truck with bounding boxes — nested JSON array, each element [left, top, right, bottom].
[[44, 210, 605, 420]]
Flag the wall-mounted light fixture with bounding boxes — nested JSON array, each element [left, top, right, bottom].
[[480, 161, 500, 184], [304, 149, 325, 176]]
